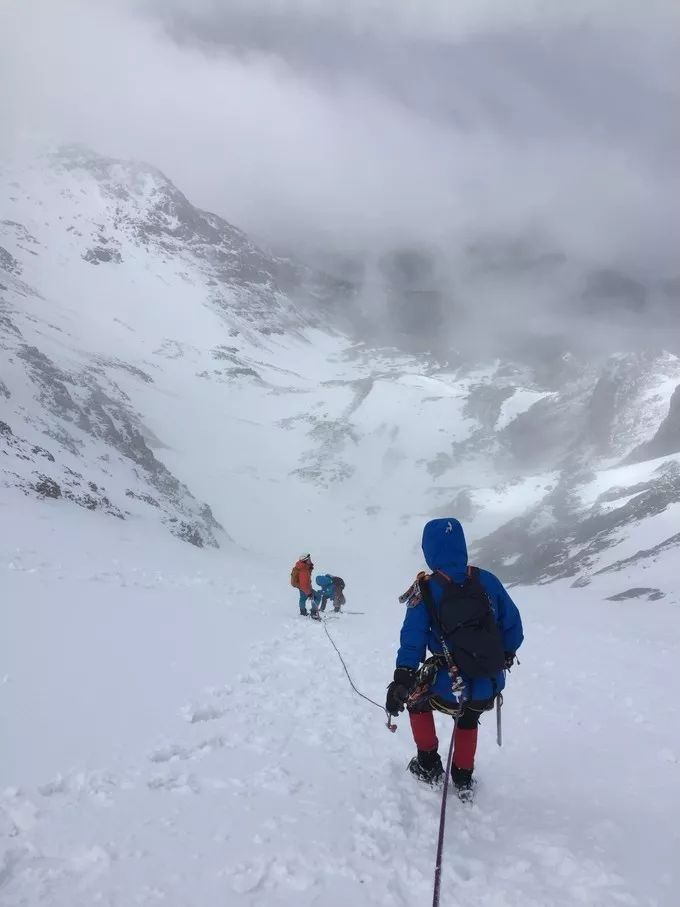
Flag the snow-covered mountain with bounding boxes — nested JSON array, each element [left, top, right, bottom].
[[2, 146, 680, 907], [2, 146, 680, 596], [0, 145, 337, 549]]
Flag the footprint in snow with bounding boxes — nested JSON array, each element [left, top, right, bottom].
[[180, 704, 225, 724], [149, 736, 228, 763], [203, 684, 233, 698], [147, 772, 200, 794]]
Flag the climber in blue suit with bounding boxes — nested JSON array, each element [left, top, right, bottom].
[[386, 518, 523, 795], [315, 574, 346, 612]]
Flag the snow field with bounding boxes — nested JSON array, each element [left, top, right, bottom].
[[2, 500, 679, 906]]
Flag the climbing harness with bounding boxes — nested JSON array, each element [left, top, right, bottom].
[[320, 617, 396, 732]]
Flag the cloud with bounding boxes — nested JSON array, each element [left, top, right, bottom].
[[1, 0, 678, 353], [148, 0, 678, 43]]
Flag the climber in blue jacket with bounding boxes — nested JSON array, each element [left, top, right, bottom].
[[386, 518, 523, 796], [315, 574, 346, 612]]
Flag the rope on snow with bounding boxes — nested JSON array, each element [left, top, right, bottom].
[[320, 616, 396, 731], [432, 720, 457, 907]]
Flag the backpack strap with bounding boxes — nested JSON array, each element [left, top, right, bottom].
[[419, 568, 483, 668], [417, 575, 456, 671], [434, 566, 477, 585], [418, 576, 441, 634], [464, 569, 499, 683], [467, 565, 492, 604]]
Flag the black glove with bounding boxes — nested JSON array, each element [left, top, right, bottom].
[[504, 651, 517, 670], [385, 667, 416, 716]]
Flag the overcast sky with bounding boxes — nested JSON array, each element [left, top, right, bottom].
[[2, 1, 678, 297]]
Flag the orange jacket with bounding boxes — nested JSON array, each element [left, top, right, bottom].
[[294, 559, 313, 595]]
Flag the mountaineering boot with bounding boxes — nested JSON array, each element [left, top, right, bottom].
[[299, 610, 309, 617], [310, 610, 321, 621], [333, 606, 341, 613], [451, 765, 475, 802], [407, 749, 444, 785]]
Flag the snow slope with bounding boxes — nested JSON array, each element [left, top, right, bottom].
[[2, 147, 680, 906], [2, 495, 679, 907]]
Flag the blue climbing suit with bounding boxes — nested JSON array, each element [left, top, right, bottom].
[[396, 518, 523, 702], [316, 574, 335, 598], [315, 574, 345, 611]]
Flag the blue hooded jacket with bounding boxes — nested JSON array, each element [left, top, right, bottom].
[[315, 574, 334, 593], [396, 518, 524, 702]]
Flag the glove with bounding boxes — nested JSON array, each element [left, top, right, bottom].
[[385, 667, 416, 716], [504, 651, 517, 670]]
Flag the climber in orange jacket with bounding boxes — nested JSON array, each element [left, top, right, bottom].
[[290, 554, 321, 619]]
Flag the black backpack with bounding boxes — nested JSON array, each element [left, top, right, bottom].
[[332, 576, 346, 604], [419, 567, 505, 678]]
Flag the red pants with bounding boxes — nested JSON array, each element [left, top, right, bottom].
[[409, 708, 479, 771]]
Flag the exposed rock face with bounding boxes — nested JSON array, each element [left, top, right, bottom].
[[605, 588, 665, 602], [628, 385, 680, 463], [473, 462, 680, 587], [47, 144, 348, 332], [0, 348, 223, 546]]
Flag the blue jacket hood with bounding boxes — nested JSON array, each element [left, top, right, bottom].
[[421, 518, 468, 575]]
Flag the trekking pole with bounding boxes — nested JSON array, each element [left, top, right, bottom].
[[432, 718, 456, 907], [497, 655, 519, 748]]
